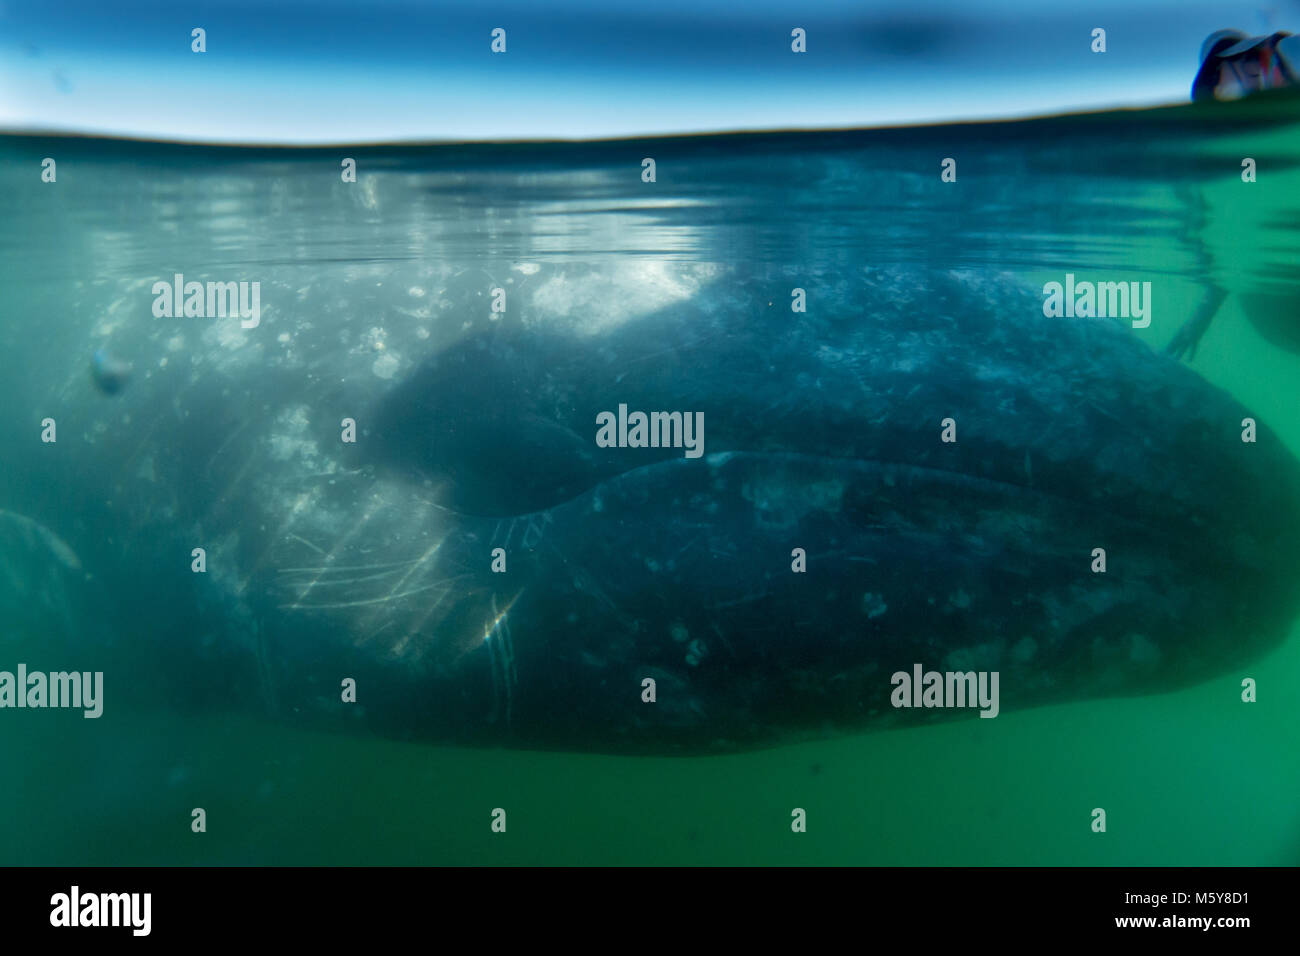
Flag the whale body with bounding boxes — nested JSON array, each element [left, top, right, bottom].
[[4, 261, 1297, 753]]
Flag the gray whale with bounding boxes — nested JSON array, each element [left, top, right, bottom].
[[7, 265, 1299, 753]]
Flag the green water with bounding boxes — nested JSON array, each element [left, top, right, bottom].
[[1, 94, 1298, 865]]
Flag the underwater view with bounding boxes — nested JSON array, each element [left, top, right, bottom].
[[2, 6, 1300, 910], [2, 89, 1299, 867]]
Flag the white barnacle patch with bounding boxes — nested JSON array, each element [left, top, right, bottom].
[[861, 591, 888, 619], [948, 589, 972, 610], [213, 318, 250, 351], [268, 405, 323, 470], [527, 262, 710, 336], [372, 352, 400, 379], [670, 621, 690, 643]]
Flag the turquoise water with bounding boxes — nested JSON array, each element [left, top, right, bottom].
[[1, 92, 1299, 865]]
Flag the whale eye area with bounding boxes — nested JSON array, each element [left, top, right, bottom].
[[369, 334, 625, 517]]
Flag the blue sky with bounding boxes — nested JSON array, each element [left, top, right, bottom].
[[1, 0, 1295, 142]]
